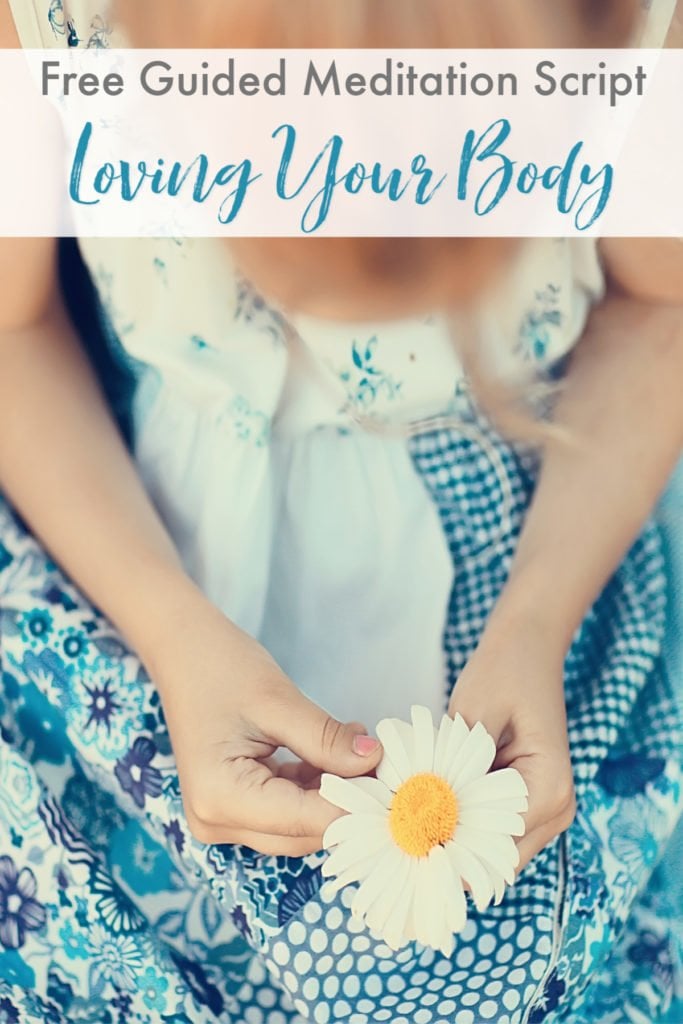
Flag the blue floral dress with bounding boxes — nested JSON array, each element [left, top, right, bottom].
[[2, 1, 682, 1023]]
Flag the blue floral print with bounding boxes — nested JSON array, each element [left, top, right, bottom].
[[61, 774, 125, 855], [20, 611, 52, 642], [528, 970, 566, 1022], [83, 14, 111, 49], [109, 822, 176, 897], [516, 284, 563, 362], [0, 859, 46, 951], [338, 336, 403, 414], [596, 753, 668, 797], [82, 678, 120, 734], [608, 799, 662, 876], [58, 922, 89, 962], [135, 966, 168, 1013], [190, 334, 211, 353], [114, 738, 163, 810], [0, 996, 19, 1024], [47, 1, 79, 46], [221, 395, 271, 447], [169, 952, 225, 1017], [234, 278, 285, 344], [0, 422, 680, 1023], [162, 819, 185, 856], [87, 924, 143, 994], [88, 865, 146, 936]]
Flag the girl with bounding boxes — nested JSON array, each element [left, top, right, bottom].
[[0, 1, 681, 1022]]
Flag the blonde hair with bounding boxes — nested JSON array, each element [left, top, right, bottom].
[[117, 0, 641, 442]]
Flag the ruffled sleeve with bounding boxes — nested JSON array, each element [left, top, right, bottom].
[[639, 0, 679, 47], [8, 0, 117, 49]]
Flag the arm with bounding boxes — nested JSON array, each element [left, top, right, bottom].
[[0, 0, 188, 667], [495, 284, 683, 651], [450, 241, 683, 868], [1, 0, 380, 854], [0, 241, 381, 850], [0, 244, 190, 654]]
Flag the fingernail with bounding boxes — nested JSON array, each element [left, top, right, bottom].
[[352, 734, 381, 757]]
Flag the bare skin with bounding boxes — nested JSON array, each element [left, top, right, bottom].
[[0, 1, 682, 863]]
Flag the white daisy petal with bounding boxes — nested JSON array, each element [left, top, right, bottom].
[[402, 901, 419, 944], [382, 858, 417, 950], [446, 841, 495, 913], [323, 813, 387, 850], [365, 850, 412, 936], [414, 858, 442, 948], [457, 807, 526, 837], [443, 713, 475, 785], [375, 718, 413, 785], [433, 714, 453, 778], [346, 775, 393, 808], [410, 705, 435, 773], [458, 848, 507, 907], [425, 847, 453, 956], [320, 774, 387, 815], [448, 712, 472, 750], [455, 824, 519, 884], [457, 767, 528, 808], [375, 754, 403, 792], [431, 844, 467, 936], [448, 723, 497, 792], [320, 709, 529, 953], [351, 846, 403, 921], [465, 795, 529, 815], [323, 829, 390, 881], [392, 717, 416, 746], [321, 851, 384, 898]]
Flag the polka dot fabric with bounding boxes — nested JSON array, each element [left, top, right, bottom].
[[0, 412, 681, 1023]]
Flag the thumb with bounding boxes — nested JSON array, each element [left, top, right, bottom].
[[263, 688, 383, 777]]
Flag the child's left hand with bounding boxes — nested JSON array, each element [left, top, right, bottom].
[[448, 614, 576, 873]]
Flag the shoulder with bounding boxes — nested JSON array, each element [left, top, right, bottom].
[[599, 239, 683, 304]]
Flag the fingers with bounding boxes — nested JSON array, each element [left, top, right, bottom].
[[184, 676, 385, 849], [193, 826, 324, 857], [185, 757, 343, 843], [510, 753, 575, 834], [275, 760, 323, 790], [186, 812, 325, 855], [233, 832, 323, 857], [508, 754, 576, 872], [259, 686, 383, 778], [515, 806, 575, 873], [244, 773, 342, 836]]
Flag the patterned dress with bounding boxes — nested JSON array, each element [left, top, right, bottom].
[[1, 1, 682, 1022]]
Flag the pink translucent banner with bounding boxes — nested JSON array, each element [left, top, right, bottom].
[[0, 48, 681, 237]]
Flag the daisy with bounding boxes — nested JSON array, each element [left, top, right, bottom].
[[320, 705, 528, 956]]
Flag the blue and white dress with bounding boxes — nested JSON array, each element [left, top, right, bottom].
[[1, 1, 682, 1022]]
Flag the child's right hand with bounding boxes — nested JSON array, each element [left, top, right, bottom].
[[144, 585, 383, 856]]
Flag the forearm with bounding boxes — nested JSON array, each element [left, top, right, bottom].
[[0, 304, 200, 656], [493, 294, 683, 651]]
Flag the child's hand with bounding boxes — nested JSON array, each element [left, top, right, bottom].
[[145, 588, 383, 856], [448, 615, 575, 873]]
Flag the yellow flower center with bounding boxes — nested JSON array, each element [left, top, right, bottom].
[[388, 772, 458, 858]]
